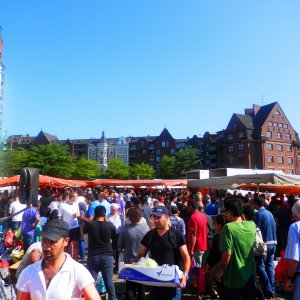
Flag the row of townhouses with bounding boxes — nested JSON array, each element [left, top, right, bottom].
[[4, 102, 300, 175]]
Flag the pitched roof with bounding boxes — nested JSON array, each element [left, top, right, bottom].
[[235, 114, 254, 129], [253, 102, 277, 128]]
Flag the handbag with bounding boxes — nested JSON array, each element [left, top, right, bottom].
[[253, 227, 267, 256]]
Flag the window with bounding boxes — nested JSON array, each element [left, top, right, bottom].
[[266, 131, 272, 138], [276, 132, 282, 139], [140, 140, 145, 148], [148, 143, 154, 149], [287, 145, 292, 152], [273, 122, 278, 127], [130, 144, 137, 150], [278, 156, 284, 164], [267, 156, 274, 163], [238, 131, 244, 138], [275, 111, 280, 115], [148, 157, 155, 162], [162, 141, 169, 147], [228, 156, 234, 164], [267, 143, 273, 151], [283, 124, 288, 129], [156, 149, 161, 155], [268, 121, 273, 126], [170, 149, 176, 155], [156, 157, 160, 162], [277, 144, 283, 151], [228, 145, 234, 152], [228, 134, 234, 140], [278, 123, 283, 128], [286, 134, 291, 140], [287, 157, 293, 164], [238, 144, 244, 151]]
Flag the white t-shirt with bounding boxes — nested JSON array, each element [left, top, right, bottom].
[[16, 253, 94, 300], [58, 202, 80, 229], [9, 201, 27, 222]]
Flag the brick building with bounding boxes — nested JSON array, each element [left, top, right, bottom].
[[217, 102, 300, 174]]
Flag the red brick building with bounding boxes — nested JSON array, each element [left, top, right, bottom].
[[218, 102, 300, 174]]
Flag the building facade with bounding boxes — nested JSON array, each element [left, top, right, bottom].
[[5, 102, 300, 175], [218, 102, 300, 174]]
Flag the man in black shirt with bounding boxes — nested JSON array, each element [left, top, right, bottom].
[[83, 206, 116, 300], [135, 206, 190, 300]]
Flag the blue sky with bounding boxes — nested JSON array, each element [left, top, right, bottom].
[[0, 1, 300, 140]]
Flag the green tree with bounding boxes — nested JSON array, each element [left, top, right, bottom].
[[130, 162, 155, 179], [158, 155, 175, 179], [72, 156, 102, 180], [106, 158, 130, 179], [173, 147, 200, 178], [27, 143, 75, 178], [0, 148, 29, 176]]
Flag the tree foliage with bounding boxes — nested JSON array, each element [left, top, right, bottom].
[[173, 147, 200, 178], [72, 156, 102, 180], [130, 162, 155, 179], [158, 155, 175, 179], [0, 148, 29, 176], [106, 158, 130, 179], [27, 143, 75, 178]]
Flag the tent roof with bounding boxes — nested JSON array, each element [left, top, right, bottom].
[[187, 173, 300, 191]]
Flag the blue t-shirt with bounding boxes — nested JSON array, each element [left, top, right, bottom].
[[86, 200, 100, 218], [21, 207, 39, 235]]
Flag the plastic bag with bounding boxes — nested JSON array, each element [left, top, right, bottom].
[[95, 272, 106, 294], [10, 246, 24, 264], [4, 230, 14, 248]]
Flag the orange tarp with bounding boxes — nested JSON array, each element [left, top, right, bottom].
[[89, 179, 187, 187], [0, 175, 87, 188]]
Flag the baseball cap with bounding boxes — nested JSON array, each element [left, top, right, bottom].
[[151, 205, 169, 217], [42, 220, 70, 241]]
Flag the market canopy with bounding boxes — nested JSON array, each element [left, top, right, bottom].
[[88, 179, 187, 187], [0, 175, 87, 188], [187, 173, 300, 193]]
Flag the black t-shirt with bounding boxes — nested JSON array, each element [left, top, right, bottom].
[[83, 220, 116, 257], [141, 228, 185, 266]]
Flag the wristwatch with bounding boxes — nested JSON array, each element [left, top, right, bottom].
[[183, 272, 189, 279]]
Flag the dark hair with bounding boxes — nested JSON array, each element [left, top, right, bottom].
[[85, 193, 94, 202], [215, 213, 227, 227], [170, 206, 179, 215], [127, 206, 143, 224], [130, 196, 140, 206], [242, 205, 255, 221], [224, 196, 243, 217], [253, 196, 265, 208], [94, 205, 106, 218], [187, 200, 198, 210]]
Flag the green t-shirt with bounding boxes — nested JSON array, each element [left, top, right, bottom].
[[219, 220, 256, 288]]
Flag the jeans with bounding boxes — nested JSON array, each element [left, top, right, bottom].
[[11, 221, 21, 232], [294, 275, 300, 300], [149, 287, 181, 300], [225, 274, 256, 300], [78, 239, 85, 260], [87, 254, 116, 300], [256, 244, 276, 294], [22, 233, 35, 252]]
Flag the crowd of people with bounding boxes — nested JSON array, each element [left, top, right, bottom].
[[0, 187, 299, 300]]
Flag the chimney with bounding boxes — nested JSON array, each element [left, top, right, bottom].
[[253, 104, 260, 116]]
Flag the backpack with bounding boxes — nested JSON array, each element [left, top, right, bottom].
[[253, 227, 267, 256]]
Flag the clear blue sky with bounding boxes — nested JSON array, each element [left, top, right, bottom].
[[1, 1, 300, 140]]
